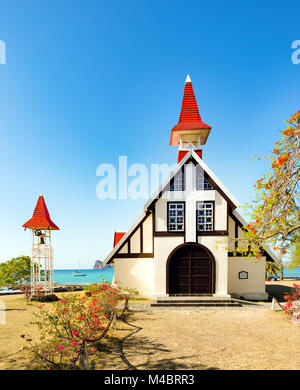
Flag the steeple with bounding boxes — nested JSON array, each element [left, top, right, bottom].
[[23, 195, 59, 230], [170, 75, 212, 150]]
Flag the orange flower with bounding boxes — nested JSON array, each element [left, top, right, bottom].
[[265, 181, 273, 190], [283, 127, 294, 136], [277, 153, 290, 166]]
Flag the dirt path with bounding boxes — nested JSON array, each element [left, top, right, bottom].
[[117, 308, 300, 370]]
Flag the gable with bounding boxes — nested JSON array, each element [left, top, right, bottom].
[[103, 210, 154, 265], [144, 150, 240, 211]]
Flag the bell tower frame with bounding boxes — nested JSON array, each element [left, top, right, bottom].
[[23, 195, 59, 296], [30, 228, 54, 295]]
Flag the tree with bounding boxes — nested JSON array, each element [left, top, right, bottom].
[[236, 110, 300, 278], [285, 231, 300, 270], [265, 261, 280, 279], [0, 256, 31, 287]]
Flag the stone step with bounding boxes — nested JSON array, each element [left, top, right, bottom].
[[155, 299, 234, 304], [155, 295, 230, 301], [151, 302, 242, 308], [169, 294, 214, 297]]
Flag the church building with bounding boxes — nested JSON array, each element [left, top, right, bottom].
[[103, 75, 277, 301]]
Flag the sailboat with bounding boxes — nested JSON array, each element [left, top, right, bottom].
[[72, 261, 86, 277]]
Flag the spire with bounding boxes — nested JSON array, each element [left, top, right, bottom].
[[23, 195, 59, 230], [170, 75, 212, 146]]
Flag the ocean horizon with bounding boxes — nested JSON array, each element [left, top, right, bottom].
[[279, 266, 300, 278], [53, 268, 114, 285]]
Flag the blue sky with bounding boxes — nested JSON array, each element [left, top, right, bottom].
[[0, 0, 299, 268]]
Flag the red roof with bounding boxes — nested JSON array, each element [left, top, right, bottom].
[[177, 149, 202, 163], [170, 76, 211, 145], [113, 231, 126, 247], [23, 195, 59, 230]]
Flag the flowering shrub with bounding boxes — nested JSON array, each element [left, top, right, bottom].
[[21, 282, 125, 369], [283, 284, 300, 323], [84, 280, 126, 316]]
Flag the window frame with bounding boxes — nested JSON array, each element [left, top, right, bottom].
[[196, 201, 215, 233], [167, 202, 185, 233]]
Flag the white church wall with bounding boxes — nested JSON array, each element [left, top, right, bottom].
[[238, 226, 249, 251], [118, 242, 128, 254], [114, 258, 154, 296], [214, 192, 227, 230], [197, 236, 230, 297], [155, 195, 168, 231], [130, 228, 141, 253], [228, 256, 268, 300], [142, 212, 153, 253], [228, 216, 236, 252]]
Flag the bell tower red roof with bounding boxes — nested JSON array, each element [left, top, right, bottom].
[[23, 195, 59, 230], [170, 75, 212, 146]]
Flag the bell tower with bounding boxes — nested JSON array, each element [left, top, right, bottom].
[[23, 195, 59, 296], [170, 75, 212, 162]]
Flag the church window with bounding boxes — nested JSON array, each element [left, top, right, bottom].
[[197, 202, 214, 231], [168, 203, 184, 231]]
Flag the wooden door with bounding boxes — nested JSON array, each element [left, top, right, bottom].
[[168, 244, 214, 295]]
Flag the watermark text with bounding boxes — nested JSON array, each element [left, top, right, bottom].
[[0, 40, 6, 64], [291, 40, 300, 65], [96, 155, 206, 201]]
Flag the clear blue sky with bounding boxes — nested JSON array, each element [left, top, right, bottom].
[[0, 0, 299, 268]]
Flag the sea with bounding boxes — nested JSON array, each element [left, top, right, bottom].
[[54, 268, 114, 285], [0, 268, 114, 293], [278, 266, 300, 279]]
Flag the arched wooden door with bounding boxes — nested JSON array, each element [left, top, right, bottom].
[[167, 243, 215, 295]]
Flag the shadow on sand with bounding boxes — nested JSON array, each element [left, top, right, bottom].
[[266, 284, 297, 302], [96, 312, 220, 370]]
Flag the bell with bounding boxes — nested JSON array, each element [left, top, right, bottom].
[[39, 236, 45, 245]]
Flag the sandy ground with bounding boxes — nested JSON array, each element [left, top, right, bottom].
[[112, 308, 300, 370], [0, 281, 299, 370]]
